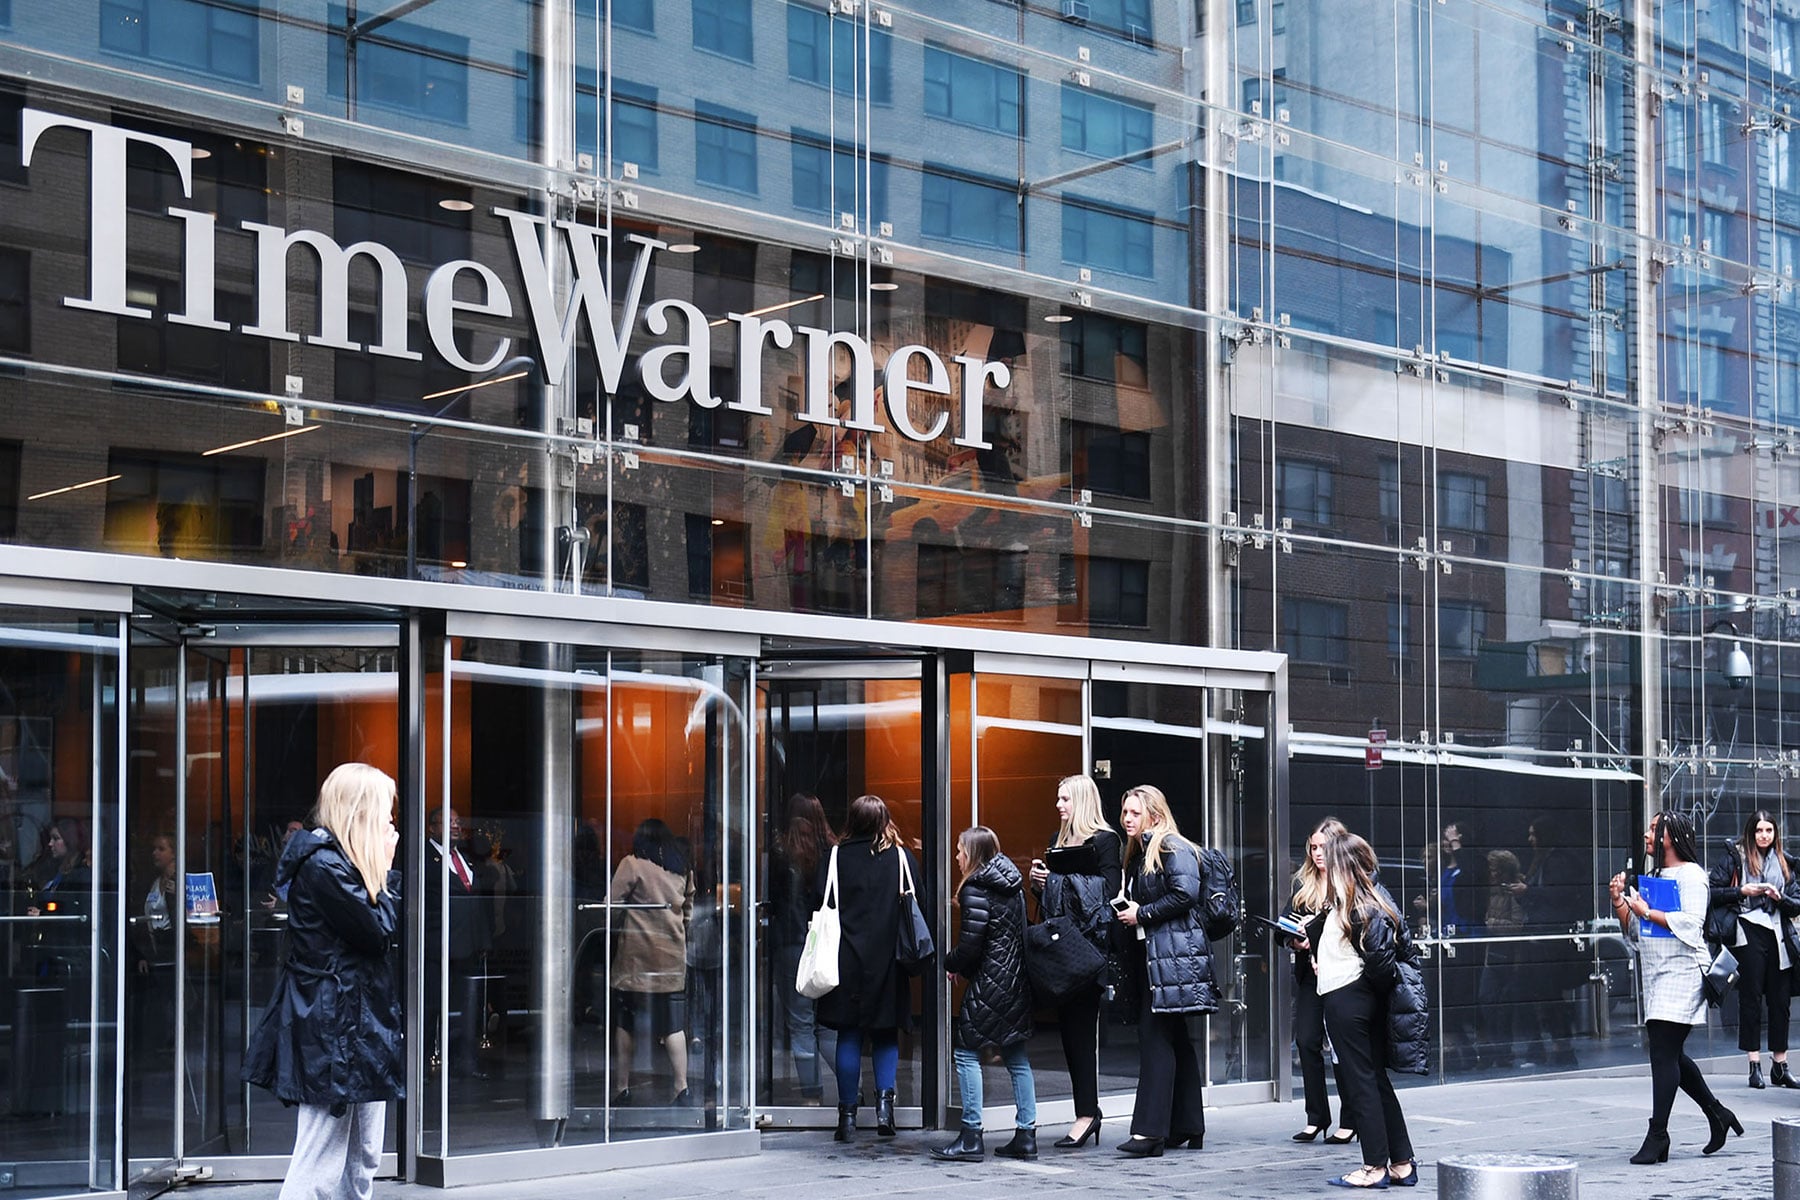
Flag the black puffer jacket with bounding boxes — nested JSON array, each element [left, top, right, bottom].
[[1345, 884, 1430, 1075], [946, 855, 1032, 1050], [1038, 829, 1123, 950], [1708, 844, 1800, 958], [243, 830, 404, 1110], [1128, 835, 1219, 1015]]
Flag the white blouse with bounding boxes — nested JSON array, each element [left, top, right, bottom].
[[1314, 908, 1362, 996], [1632, 861, 1710, 1027]]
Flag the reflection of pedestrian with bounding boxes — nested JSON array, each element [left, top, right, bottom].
[[1283, 817, 1354, 1143], [771, 794, 836, 1103], [1706, 810, 1800, 1090], [1480, 850, 1526, 1069], [1609, 811, 1739, 1164], [244, 763, 402, 1200], [1518, 813, 1583, 1068], [610, 819, 695, 1106], [427, 807, 491, 1078]]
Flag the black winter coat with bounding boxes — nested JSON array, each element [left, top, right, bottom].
[[946, 855, 1032, 1050], [1707, 844, 1800, 960], [815, 837, 921, 1032], [243, 830, 404, 1110], [1344, 885, 1430, 1075], [1127, 835, 1219, 1015], [1038, 829, 1123, 951]]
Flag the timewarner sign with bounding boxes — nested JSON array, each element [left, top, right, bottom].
[[20, 108, 1005, 449]]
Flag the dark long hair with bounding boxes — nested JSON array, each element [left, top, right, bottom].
[[1738, 809, 1790, 883], [780, 792, 836, 878], [632, 818, 690, 876], [843, 794, 901, 852], [1650, 810, 1700, 874], [955, 825, 1002, 892], [52, 817, 90, 871]]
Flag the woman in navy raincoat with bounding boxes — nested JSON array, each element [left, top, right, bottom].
[[244, 763, 402, 1200]]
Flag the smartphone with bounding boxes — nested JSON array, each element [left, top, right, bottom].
[[1110, 895, 1131, 913]]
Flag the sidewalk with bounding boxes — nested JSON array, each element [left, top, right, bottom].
[[191, 1070, 1794, 1200]]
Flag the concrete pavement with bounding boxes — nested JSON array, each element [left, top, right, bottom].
[[183, 1067, 1796, 1199]]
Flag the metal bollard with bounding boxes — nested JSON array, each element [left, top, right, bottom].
[[1774, 1117, 1800, 1200], [1437, 1153, 1578, 1200], [9, 987, 65, 1116]]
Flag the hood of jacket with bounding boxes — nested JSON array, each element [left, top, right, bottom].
[[969, 853, 1023, 896], [274, 827, 339, 888]]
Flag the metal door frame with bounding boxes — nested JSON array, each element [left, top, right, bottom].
[[125, 613, 405, 1188]]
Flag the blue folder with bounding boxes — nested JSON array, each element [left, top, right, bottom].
[[1637, 874, 1678, 938]]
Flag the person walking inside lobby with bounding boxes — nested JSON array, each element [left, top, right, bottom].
[[1113, 784, 1215, 1157], [1707, 809, 1800, 1090], [932, 826, 1036, 1163], [245, 763, 402, 1200], [1026, 773, 1121, 1150], [1609, 810, 1741, 1164]]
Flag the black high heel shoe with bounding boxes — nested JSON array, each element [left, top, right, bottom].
[[1324, 1128, 1359, 1145], [1116, 1135, 1165, 1157], [1054, 1117, 1101, 1149], [1630, 1122, 1670, 1165], [1703, 1101, 1743, 1156], [1293, 1125, 1325, 1143], [1166, 1130, 1204, 1149]]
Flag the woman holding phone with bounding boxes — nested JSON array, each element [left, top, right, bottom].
[[1706, 810, 1800, 1090], [1027, 774, 1121, 1150], [1113, 784, 1216, 1157], [1610, 810, 1740, 1164], [1283, 817, 1354, 1145]]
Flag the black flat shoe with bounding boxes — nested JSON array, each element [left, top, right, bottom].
[[1325, 1128, 1359, 1145], [1116, 1135, 1165, 1157], [1750, 1062, 1766, 1090], [993, 1128, 1037, 1160], [1054, 1117, 1101, 1149], [1293, 1125, 1325, 1143], [931, 1127, 985, 1162], [1774, 1062, 1800, 1089], [1388, 1158, 1419, 1187]]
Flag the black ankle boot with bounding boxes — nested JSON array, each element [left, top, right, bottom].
[[1704, 1101, 1743, 1155], [930, 1127, 985, 1162], [1773, 1062, 1800, 1089], [993, 1128, 1038, 1160], [833, 1105, 856, 1142], [1629, 1122, 1670, 1165], [1751, 1062, 1766, 1090], [875, 1089, 897, 1136]]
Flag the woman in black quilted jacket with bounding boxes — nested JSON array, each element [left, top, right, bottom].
[[1315, 829, 1420, 1189], [1114, 784, 1217, 1158], [932, 826, 1037, 1163]]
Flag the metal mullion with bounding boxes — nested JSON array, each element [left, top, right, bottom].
[[437, 639, 453, 1152], [172, 646, 188, 1166]]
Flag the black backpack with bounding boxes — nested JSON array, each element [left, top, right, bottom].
[[1196, 846, 1240, 941]]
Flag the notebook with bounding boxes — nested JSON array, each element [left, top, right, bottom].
[[1637, 874, 1678, 938]]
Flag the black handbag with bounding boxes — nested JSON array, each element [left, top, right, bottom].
[[1024, 914, 1106, 1004], [1703, 945, 1740, 1007], [895, 853, 935, 974]]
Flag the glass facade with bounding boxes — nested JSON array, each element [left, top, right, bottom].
[[0, 0, 1798, 1191]]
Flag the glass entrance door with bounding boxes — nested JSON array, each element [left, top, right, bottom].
[[755, 658, 932, 1128], [123, 620, 402, 1186], [0, 596, 126, 1199]]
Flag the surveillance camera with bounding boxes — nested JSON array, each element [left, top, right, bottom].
[[1724, 641, 1753, 690]]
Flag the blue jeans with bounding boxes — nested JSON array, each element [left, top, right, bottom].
[[952, 1043, 1036, 1131], [834, 1027, 899, 1106]]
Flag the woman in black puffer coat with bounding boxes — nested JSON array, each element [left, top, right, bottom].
[[1315, 829, 1423, 1190], [1706, 810, 1800, 1090], [1114, 785, 1217, 1157], [244, 763, 402, 1200], [932, 827, 1037, 1164]]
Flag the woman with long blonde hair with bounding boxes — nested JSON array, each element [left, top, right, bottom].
[[1113, 785, 1216, 1157], [1315, 830, 1422, 1188], [1026, 774, 1121, 1149], [1283, 817, 1354, 1144], [245, 763, 402, 1200]]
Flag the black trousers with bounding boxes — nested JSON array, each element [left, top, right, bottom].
[[1645, 1019, 1720, 1130], [1058, 981, 1104, 1119], [1131, 966, 1205, 1139], [1322, 977, 1413, 1170], [1736, 922, 1792, 1054], [1294, 957, 1350, 1129]]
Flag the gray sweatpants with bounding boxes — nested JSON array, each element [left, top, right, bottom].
[[277, 1101, 385, 1200]]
